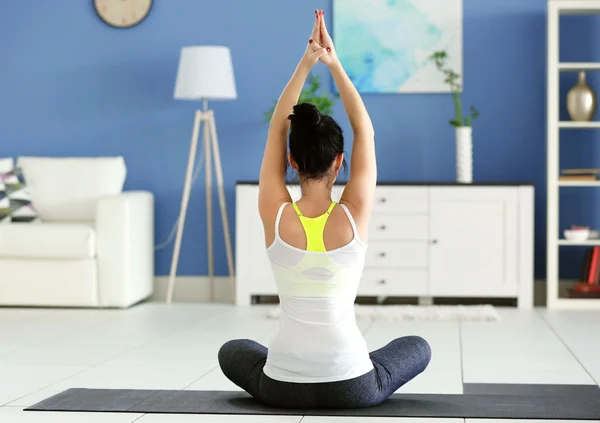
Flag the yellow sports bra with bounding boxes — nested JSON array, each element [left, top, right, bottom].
[[292, 202, 337, 252]]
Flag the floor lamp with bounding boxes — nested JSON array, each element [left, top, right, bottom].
[[166, 46, 237, 304]]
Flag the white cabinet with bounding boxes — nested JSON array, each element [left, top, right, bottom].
[[235, 183, 534, 308], [428, 187, 518, 298]]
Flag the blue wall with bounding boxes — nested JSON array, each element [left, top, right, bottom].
[[1, 0, 596, 280]]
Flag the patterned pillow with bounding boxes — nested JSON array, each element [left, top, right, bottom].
[[0, 167, 40, 223]]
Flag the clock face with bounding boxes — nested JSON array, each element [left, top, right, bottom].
[[94, 0, 153, 28]]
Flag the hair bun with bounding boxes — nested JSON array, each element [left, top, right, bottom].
[[290, 103, 321, 127]]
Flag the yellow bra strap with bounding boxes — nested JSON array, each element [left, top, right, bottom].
[[292, 202, 303, 217], [292, 202, 337, 252], [326, 202, 336, 215]]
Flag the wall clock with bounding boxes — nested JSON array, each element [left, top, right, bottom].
[[94, 0, 153, 29]]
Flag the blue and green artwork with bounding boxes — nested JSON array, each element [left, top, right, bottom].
[[333, 0, 462, 93]]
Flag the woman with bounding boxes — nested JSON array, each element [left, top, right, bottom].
[[219, 10, 431, 409]]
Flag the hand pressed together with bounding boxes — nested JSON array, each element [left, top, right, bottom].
[[301, 9, 339, 69], [315, 10, 339, 68]]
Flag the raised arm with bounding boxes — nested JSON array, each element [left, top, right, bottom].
[[258, 14, 328, 223], [318, 12, 376, 232]]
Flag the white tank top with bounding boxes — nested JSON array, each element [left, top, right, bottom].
[[262, 202, 374, 383]]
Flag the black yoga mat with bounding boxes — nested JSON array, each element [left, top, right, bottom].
[[26, 384, 600, 419]]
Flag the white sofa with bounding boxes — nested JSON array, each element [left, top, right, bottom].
[[0, 157, 154, 308]]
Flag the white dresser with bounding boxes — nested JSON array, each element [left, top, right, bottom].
[[235, 182, 534, 308]]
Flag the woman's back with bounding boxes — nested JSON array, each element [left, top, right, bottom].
[[266, 199, 366, 295], [263, 200, 373, 383], [275, 197, 356, 250]]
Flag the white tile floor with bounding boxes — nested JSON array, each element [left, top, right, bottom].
[[0, 303, 598, 422]]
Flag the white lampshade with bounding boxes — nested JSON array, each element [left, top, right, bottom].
[[174, 46, 237, 101]]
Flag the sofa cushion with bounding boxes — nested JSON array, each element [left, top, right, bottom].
[[0, 167, 41, 223], [0, 175, 10, 224], [0, 159, 13, 223], [0, 158, 13, 173], [0, 223, 96, 259], [17, 157, 126, 222], [0, 159, 14, 223]]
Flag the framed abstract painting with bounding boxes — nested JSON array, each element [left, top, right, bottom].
[[333, 0, 463, 93]]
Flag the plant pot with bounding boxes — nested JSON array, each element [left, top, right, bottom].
[[456, 126, 472, 183]]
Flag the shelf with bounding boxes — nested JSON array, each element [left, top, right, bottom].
[[551, 298, 600, 310], [559, 62, 600, 71], [559, 121, 600, 128], [556, 9, 600, 17], [558, 239, 600, 246], [558, 181, 600, 187]]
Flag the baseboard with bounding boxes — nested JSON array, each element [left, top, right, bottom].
[[152, 276, 233, 303]]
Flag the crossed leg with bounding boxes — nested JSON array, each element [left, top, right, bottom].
[[369, 335, 432, 398], [218, 335, 431, 409], [218, 339, 267, 397]]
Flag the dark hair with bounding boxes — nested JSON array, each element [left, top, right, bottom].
[[287, 103, 346, 181]]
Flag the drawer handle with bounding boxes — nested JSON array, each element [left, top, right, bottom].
[[378, 225, 387, 231], [378, 252, 387, 258], [378, 279, 386, 285], [378, 197, 387, 203], [431, 239, 438, 245]]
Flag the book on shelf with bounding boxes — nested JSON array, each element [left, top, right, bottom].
[[560, 169, 600, 180], [589, 247, 599, 284], [570, 248, 600, 297], [567, 286, 600, 298], [579, 246, 600, 285], [562, 168, 600, 175], [581, 247, 594, 281], [559, 175, 598, 181]]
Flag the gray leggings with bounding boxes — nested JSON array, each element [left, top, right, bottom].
[[218, 335, 431, 409]]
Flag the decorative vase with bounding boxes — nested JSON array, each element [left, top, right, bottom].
[[567, 71, 597, 121], [456, 126, 472, 183]]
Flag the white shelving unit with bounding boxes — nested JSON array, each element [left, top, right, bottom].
[[547, 0, 600, 309]]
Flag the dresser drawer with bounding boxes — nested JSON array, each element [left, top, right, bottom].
[[358, 268, 428, 296], [365, 241, 428, 268], [373, 187, 428, 214], [369, 215, 428, 241]]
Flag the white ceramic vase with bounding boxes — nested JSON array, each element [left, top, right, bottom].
[[456, 126, 473, 183]]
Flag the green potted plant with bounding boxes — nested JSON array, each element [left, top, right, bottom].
[[264, 73, 337, 122], [429, 51, 479, 183]]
